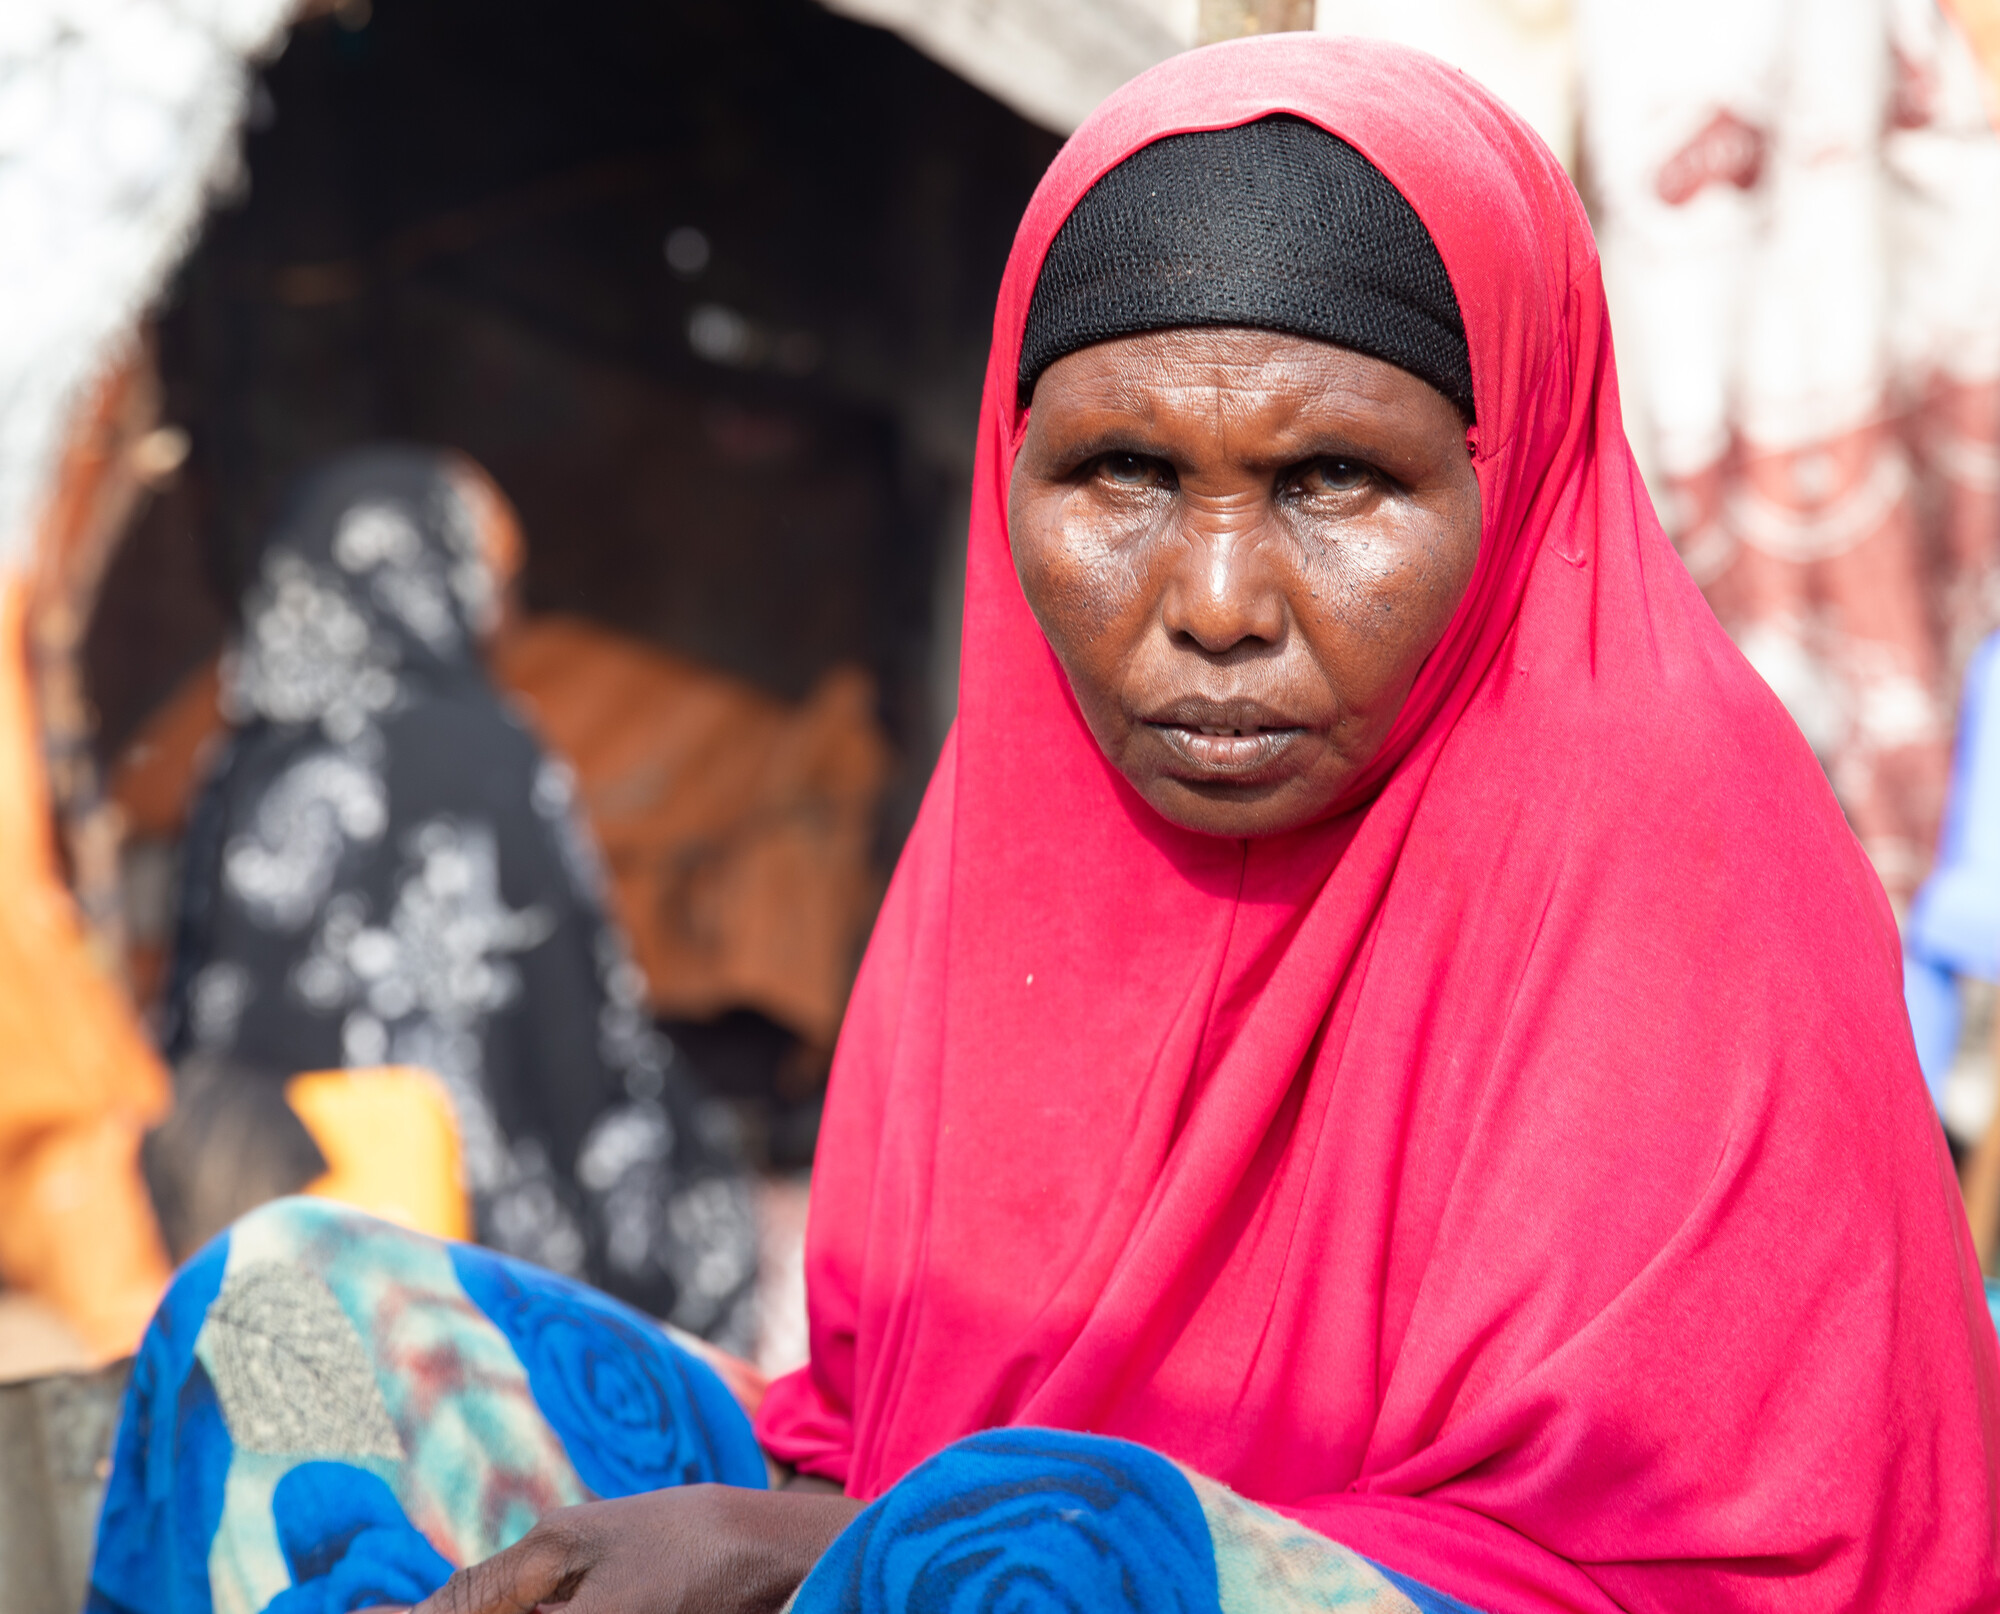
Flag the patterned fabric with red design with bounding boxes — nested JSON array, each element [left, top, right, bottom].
[[1583, 0, 2000, 903]]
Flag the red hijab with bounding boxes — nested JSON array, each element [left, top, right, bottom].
[[757, 34, 2000, 1611]]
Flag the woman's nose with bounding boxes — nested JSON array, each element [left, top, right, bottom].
[[1158, 514, 1286, 654]]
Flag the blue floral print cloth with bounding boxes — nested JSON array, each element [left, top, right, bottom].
[[792, 1428, 1483, 1614], [86, 1197, 763, 1614], [88, 1198, 1480, 1614]]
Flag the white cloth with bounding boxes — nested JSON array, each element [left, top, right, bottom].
[[1582, 0, 2000, 477], [1580, 0, 2000, 896], [0, 0, 293, 565]]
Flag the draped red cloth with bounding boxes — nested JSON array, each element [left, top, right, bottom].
[[756, 34, 2000, 1612]]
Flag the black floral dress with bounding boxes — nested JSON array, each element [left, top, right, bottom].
[[164, 446, 757, 1346]]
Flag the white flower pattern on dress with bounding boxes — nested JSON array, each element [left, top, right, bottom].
[[222, 746, 388, 931], [531, 758, 610, 904], [229, 550, 401, 743], [530, 754, 756, 1336], [187, 960, 253, 1051], [291, 819, 551, 1185], [334, 500, 466, 660]]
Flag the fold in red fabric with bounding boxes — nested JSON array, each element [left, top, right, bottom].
[[756, 34, 2000, 1611]]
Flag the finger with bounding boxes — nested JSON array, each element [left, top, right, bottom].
[[409, 1529, 584, 1614]]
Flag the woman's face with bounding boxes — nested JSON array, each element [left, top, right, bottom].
[[1010, 327, 1481, 838]]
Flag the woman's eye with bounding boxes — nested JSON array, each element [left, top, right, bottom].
[[1297, 459, 1376, 495], [1096, 454, 1169, 488]]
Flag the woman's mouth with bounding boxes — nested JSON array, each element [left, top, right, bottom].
[[1142, 701, 1310, 779]]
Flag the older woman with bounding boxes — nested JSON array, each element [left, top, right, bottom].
[[88, 33, 1997, 1614]]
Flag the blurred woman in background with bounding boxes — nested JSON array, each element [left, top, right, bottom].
[[158, 446, 757, 1344]]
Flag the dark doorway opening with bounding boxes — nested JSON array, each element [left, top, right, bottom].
[[86, 0, 1059, 1161]]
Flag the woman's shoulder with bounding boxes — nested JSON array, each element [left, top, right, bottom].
[[381, 687, 547, 775], [1433, 629, 1899, 996]]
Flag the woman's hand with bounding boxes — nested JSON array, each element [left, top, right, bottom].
[[408, 1486, 864, 1614]]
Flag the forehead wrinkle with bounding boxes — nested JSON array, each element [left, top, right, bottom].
[[1040, 330, 1445, 476], [1081, 358, 1314, 456]]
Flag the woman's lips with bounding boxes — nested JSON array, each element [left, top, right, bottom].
[[1147, 720, 1306, 777], [1139, 697, 1314, 780]]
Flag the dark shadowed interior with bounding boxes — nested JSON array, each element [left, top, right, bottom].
[[83, 0, 1059, 1156], [88, 0, 1056, 802]]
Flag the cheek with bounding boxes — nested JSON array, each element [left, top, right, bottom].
[[1291, 508, 1476, 696], [1012, 493, 1156, 671]]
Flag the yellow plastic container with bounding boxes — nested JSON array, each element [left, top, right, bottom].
[[285, 1066, 471, 1243]]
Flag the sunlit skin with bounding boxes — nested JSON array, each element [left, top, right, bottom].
[[1010, 327, 1482, 838]]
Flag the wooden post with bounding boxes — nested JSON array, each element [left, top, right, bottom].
[[1196, 0, 1316, 44]]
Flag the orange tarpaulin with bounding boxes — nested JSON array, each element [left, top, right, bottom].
[[0, 577, 170, 1358], [493, 617, 888, 1049]]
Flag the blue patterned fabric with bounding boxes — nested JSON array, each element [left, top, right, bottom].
[[89, 1200, 1482, 1614], [791, 1428, 1485, 1614], [262, 1465, 454, 1614], [90, 1236, 231, 1614], [794, 1429, 1220, 1612], [86, 1198, 763, 1614], [450, 1241, 764, 1498]]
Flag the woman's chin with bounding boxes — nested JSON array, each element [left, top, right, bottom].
[[1136, 771, 1339, 839]]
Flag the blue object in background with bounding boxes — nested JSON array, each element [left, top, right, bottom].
[[1906, 632, 2000, 1106]]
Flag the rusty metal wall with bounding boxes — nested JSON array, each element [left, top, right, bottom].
[[0, 1364, 129, 1614]]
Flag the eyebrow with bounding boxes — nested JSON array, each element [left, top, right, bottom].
[[1035, 415, 1403, 475]]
